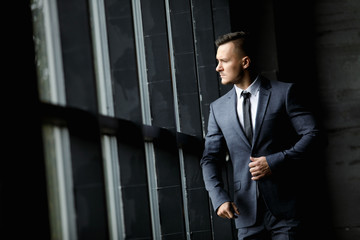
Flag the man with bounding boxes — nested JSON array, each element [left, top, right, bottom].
[[200, 31, 321, 239]]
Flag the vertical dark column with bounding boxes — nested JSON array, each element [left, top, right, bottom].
[[104, 0, 152, 238], [116, 126, 152, 239], [3, 2, 50, 239], [212, 0, 231, 40], [67, 120, 109, 240], [169, 1, 202, 137], [57, 0, 98, 113], [56, 1, 108, 239], [153, 137, 186, 240], [190, 0, 220, 137], [141, 0, 185, 238], [273, 1, 334, 238], [229, 0, 279, 81], [141, 0, 176, 131], [212, 0, 233, 96], [182, 149, 213, 239], [105, 0, 142, 123]]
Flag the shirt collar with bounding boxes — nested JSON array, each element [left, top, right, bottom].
[[234, 75, 261, 98]]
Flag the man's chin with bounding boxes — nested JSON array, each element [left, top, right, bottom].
[[221, 79, 233, 85]]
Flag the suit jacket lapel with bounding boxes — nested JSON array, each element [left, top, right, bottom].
[[227, 88, 252, 148], [253, 77, 272, 149]]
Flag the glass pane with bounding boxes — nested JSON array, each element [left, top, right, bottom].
[[31, 0, 66, 105]]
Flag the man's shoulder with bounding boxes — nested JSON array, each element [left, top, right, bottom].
[[210, 87, 234, 108], [258, 76, 295, 97], [270, 79, 293, 88], [259, 75, 293, 89]]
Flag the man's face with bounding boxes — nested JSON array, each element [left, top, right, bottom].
[[216, 41, 244, 85]]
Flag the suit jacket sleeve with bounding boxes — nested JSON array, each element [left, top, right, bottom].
[[266, 83, 321, 173], [200, 104, 231, 211]]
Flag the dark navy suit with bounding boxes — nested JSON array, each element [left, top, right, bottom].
[[201, 76, 320, 229]]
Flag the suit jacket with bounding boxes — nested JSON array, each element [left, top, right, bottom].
[[200, 76, 320, 228]]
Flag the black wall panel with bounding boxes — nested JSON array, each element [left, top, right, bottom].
[[57, 0, 98, 113], [169, 0, 203, 138], [212, 0, 233, 96], [117, 142, 152, 239], [67, 126, 109, 239], [104, 0, 143, 122], [141, 0, 176, 131]]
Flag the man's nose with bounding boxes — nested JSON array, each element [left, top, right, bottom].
[[216, 62, 222, 72]]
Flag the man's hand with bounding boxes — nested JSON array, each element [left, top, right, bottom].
[[217, 202, 240, 219], [249, 156, 272, 180]]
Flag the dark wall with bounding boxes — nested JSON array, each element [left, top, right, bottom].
[[313, 1, 360, 239]]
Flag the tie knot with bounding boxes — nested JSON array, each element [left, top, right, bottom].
[[241, 91, 251, 99]]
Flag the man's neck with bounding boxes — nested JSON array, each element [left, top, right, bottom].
[[235, 72, 253, 90]]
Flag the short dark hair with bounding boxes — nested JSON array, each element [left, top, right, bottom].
[[215, 31, 252, 57]]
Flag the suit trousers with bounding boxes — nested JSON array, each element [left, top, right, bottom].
[[237, 195, 301, 240]]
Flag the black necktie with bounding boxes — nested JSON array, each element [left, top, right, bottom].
[[242, 91, 253, 144]]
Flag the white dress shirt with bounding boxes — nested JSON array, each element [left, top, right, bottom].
[[234, 76, 261, 132]]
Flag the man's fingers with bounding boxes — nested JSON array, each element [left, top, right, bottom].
[[231, 202, 240, 215], [249, 166, 260, 172], [219, 209, 233, 219], [249, 156, 272, 181], [217, 202, 239, 219], [248, 161, 256, 168], [251, 173, 264, 181], [227, 210, 234, 219], [217, 202, 230, 219]]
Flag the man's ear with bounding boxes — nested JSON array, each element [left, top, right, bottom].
[[242, 56, 251, 69]]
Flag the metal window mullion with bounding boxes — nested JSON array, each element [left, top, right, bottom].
[[178, 149, 191, 239], [43, 0, 66, 105], [164, 1, 191, 239], [131, 0, 161, 239], [189, 0, 207, 138], [131, 0, 152, 125], [89, 0, 114, 116], [101, 136, 125, 240], [89, 1, 125, 238], [43, 126, 77, 240], [143, 142, 160, 238]]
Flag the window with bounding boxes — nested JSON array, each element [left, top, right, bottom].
[[31, 0, 234, 239]]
